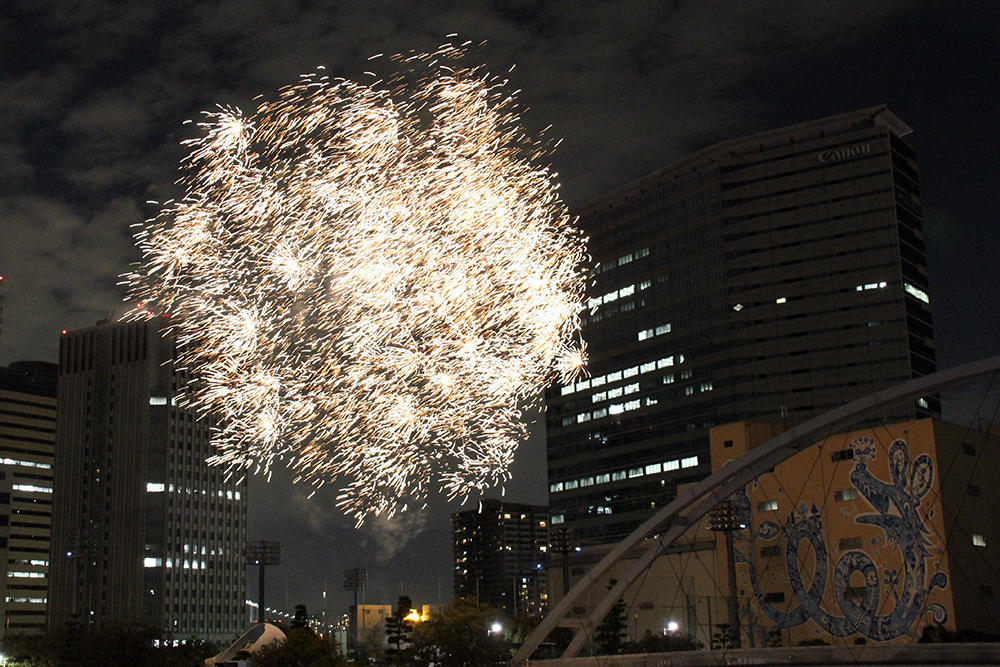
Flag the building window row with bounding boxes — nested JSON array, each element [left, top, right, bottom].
[[550, 455, 699, 494], [560, 355, 686, 398]]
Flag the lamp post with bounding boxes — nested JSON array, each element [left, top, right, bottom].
[[709, 500, 744, 649], [245, 540, 282, 623], [343, 568, 368, 655]]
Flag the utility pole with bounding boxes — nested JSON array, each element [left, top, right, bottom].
[[709, 500, 744, 648], [245, 540, 282, 623]]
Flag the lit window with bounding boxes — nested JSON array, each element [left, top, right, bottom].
[[13, 484, 52, 494], [684, 386, 694, 396], [638, 329, 654, 341], [609, 404, 624, 415], [592, 392, 607, 403], [144, 558, 163, 568], [560, 386, 574, 396], [603, 291, 619, 304], [645, 397, 658, 406], [561, 417, 574, 426], [679, 354, 685, 363], [973, 534, 987, 547], [576, 379, 591, 391], [624, 383, 639, 394], [624, 366, 639, 378], [636, 247, 650, 258], [681, 456, 699, 468], [655, 324, 671, 335], [665, 460, 680, 471], [904, 283, 930, 304], [591, 375, 606, 387], [607, 371, 622, 382], [700, 381, 713, 392], [835, 489, 859, 502], [149, 396, 168, 405], [640, 280, 651, 290], [592, 408, 608, 419], [645, 463, 662, 475], [757, 500, 778, 512], [620, 284, 635, 297], [628, 468, 644, 478], [608, 387, 623, 399], [624, 399, 640, 411], [580, 477, 594, 487], [146, 483, 165, 493], [640, 362, 656, 373], [612, 471, 627, 481], [663, 374, 675, 384], [577, 412, 591, 423], [618, 253, 633, 265], [596, 474, 611, 484], [565, 480, 579, 490], [776, 297, 786, 304], [733, 303, 744, 311], [917, 398, 929, 409], [550, 482, 563, 493], [551, 515, 564, 524], [587, 297, 602, 310]]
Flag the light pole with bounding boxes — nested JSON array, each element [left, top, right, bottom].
[[343, 567, 368, 655], [245, 540, 282, 623], [709, 500, 744, 649]]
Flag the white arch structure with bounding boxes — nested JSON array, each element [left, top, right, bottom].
[[514, 355, 1000, 663]]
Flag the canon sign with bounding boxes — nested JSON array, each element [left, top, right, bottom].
[[818, 143, 872, 163]]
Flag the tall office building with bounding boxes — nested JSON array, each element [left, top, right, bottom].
[[0, 361, 57, 634], [49, 318, 248, 643], [546, 106, 936, 544], [452, 499, 549, 616]]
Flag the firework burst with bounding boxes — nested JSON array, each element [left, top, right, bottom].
[[124, 45, 588, 523]]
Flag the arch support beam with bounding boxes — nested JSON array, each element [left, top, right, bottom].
[[514, 356, 1000, 663]]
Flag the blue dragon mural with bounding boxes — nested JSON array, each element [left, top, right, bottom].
[[736, 436, 948, 641]]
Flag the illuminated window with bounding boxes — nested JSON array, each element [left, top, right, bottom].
[[549, 482, 563, 493], [612, 471, 627, 481], [591, 375, 606, 387], [149, 396, 168, 405], [596, 474, 610, 484], [591, 392, 607, 403], [973, 534, 986, 547], [638, 329, 654, 341], [624, 366, 639, 378], [640, 362, 656, 373], [684, 386, 694, 396], [144, 558, 163, 568], [624, 383, 639, 394], [663, 374, 675, 384], [904, 283, 930, 304], [655, 324, 671, 335], [608, 387, 623, 399], [776, 297, 786, 304], [757, 500, 778, 512], [624, 399, 640, 410], [665, 460, 679, 471], [628, 468, 644, 478], [645, 463, 662, 475], [560, 386, 574, 396], [607, 370, 622, 382], [835, 488, 859, 502], [609, 404, 624, 415], [700, 381, 713, 392], [640, 280, 651, 290], [619, 284, 635, 297], [681, 456, 698, 468], [551, 515, 564, 524], [146, 483, 165, 493]]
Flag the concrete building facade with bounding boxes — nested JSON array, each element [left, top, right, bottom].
[[48, 318, 248, 643], [546, 107, 937, 545], [453, 499, 549, 616], [0, 361, 57, 634]]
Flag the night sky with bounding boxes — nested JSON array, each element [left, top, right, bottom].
[[2, 1, 999, 620]]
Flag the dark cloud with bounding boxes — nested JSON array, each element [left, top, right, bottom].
[[2, 0, 998, 617]]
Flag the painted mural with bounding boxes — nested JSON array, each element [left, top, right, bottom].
[[735, 436, 949, 641]]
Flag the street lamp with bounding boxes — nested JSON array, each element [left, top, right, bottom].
[[245, 540, 282, 623], [709, 500, 744, 648]]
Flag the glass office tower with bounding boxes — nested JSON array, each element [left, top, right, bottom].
[[546, 107, 936, 544]]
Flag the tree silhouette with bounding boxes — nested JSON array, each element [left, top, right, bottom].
[[385, 595, 414, 661]]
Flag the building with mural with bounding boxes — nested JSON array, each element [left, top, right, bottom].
[[710, 418, 999, 645], [546, 417, 999, 647]]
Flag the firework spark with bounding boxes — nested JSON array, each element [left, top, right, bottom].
[[124, 45, 588, 523]]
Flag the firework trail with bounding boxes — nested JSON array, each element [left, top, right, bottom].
[[124, 44, 588, 523]]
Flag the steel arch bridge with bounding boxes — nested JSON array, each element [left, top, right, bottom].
[[513, 355, 1000, 663]]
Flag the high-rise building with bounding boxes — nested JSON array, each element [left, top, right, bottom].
[[0, 361, 57, 634], [49, 318, 248, 643], [547, 107, 936, 544], [452, 499, 548, 616]]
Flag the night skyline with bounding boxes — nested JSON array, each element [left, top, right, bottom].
[[2, 1, 999, 621]]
